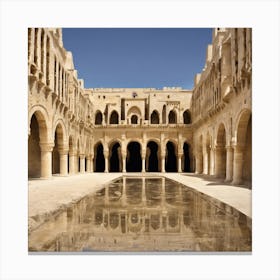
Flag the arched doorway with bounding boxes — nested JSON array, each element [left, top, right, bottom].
[[162, 105, 166, 124], [126, 141, 141, 172], [235, 110, 252, 185], [95, 111, 103, 125], [165, 141, 177, 172], [28, 114, 42, 178], [195, 135, 203, 174], [76, 139, 81, 173], [131, 115, 138, 124], [52, 124, 64, 175], [183, 110, 191, 124], [168, 110, 177, 124], [94, 142, 105, 172], [216, 123, 227, 178], [150, 110, 159, 124], [147, 141, 159, 172], [109, 111, 119, 124], [109, 142, 121, 172], [183, 142, 191, 172]]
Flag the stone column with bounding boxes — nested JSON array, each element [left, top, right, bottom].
[[225, 146, 233, 182], [69, 151, 76, 174], [40, 143, 53, 178], [86, 156, 91, 172], [178, 153, 183, 173], [122, 152, 126, 172], [232, 145, 244, 185], [209, 147, 215, 175], [104, 150, 109, 173], [141, 149, 146, 173], [59, 148, 68, 176], [161, 155, 166, 173], [195, 152, 202, 174], [79, 154, 85, 173], [203, 152, 208, 174]]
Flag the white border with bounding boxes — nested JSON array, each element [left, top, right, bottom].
[[0, 0, 279, 279]]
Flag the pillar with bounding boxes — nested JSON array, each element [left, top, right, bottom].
[[209, 147, 215, 175], [142, 158, 146, 172], [195, 152, 202, 174], [59, 149, 68, 176], [232, 145, 244, 185], [40, 143, 53, 178], [69, 151, 76, 174], [104, 151, 109, 173], [178, 153, 182, 173], [225, 146, 233, 182], [86, 156, 91, 172], [122, 152, 126, 172], [203, 152, 208, 174], [79, 154, 85, 173], [161, 155, 166, 173]]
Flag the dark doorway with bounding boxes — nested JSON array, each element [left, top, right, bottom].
[[147, 141, 159, 172], [127, 142, 141, 172], [165, 141, 177, 172], [151, 110, 159, 124], [183, 110, 191, 124], [95, 111, 103, 125], [168, 110, 177, 124], [131, 115, 138, 124], [110, 111, 119, 124], [162, 105, 166, 124], [109, 142, 121, 172], [183, 142, 191, 172], [95, 143, 105, 172], [28, 115, 41, 178], [52, 130, 60, 174]]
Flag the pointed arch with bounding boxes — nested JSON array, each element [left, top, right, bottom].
[[150, 110, 159, 124], [168, 110, 177, 124], [109, 110, 119, 124]]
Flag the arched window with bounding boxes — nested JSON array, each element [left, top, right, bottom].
[[162, 105, 166, 124], [168, 110, 177, 124], [131, 115, 138, 124], [151, 110, 159, 124], [183, 110, 191, 124], [95, 111, 102, 125], [109, 110, 119, 124]]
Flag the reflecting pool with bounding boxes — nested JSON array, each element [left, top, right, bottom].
[[28, 177, 252, 252]]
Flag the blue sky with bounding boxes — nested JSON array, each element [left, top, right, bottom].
[[62, 28, 212, 89]]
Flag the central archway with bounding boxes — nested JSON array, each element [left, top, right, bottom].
[[168, 110, 177, 124], [165, 141, 177, 172], [147, 141, 159, 172], [94, 142, 105, 172], [150, 110, 159, 124], [109, 110, 119, 124], [126, 141, 141, 172], [109, 142, 121, 172]]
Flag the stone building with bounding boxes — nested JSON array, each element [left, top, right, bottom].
[[28, 28, 252, 186]]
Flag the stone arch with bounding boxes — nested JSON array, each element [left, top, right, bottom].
[[28, 106, 49, 141], [109, 141, 122, 172], [95, 110, 103, 125], [52, 122, 66, 175], [94, 141, 105, 172], [234, 109, 252, 184], [127, 106, 141, 124], [28, 110, 49, 178], [168, 110, 177, 124], [146, 141, 159, 172], [109, 110, 119, 124], [215, 123, 227, 178], [165, 140, 177, 172], [183, 110, 191, 124], [150, 110, 160, 124], [126, 141, 142, 172]]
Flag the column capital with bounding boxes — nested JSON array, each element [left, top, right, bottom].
[[232, 144, 245, 152], [39, 142, 54, 152], [79, 153, 85, 159], [225, 145, 233, 151], [58, 148, 69, 155]]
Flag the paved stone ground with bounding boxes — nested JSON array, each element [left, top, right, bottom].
[[28, 173, 252, 232]]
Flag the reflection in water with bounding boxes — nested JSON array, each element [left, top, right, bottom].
[[29, 177, 252, 252]]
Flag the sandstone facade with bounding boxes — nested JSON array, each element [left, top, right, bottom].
[[28, 28, 252, 186]]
